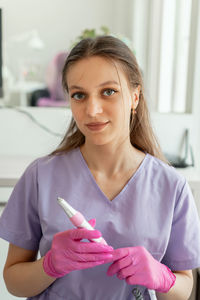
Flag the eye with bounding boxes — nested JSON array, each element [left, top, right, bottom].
[[102, 89, 117, 97], [71, 92, 85, 100]]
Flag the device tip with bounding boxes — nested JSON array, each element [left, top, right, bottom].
[[57, 197, 64, 203]]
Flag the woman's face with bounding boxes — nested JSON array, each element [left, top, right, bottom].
[[66, 55, 139, 147]]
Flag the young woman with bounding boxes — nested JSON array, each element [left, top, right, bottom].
[[0, 36, 200, 300]]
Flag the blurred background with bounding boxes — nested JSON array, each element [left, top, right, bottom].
[[0, 0, 200, 163], [0, 0, 200, 299]]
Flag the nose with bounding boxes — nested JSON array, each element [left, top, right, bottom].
[[85, 96, 103, 117]]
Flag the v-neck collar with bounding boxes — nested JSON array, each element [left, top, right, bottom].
[[76, 147, 149, 203]]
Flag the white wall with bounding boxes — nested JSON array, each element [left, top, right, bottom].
[[0, 107, 70, 157], [1, 0, 118, 80]]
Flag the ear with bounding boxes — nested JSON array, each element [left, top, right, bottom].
[[131, 86, 141, 110]]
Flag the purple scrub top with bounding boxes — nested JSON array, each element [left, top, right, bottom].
[[0, 147, 200, 300]]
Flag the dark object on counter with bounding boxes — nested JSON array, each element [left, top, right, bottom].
[[164, 129, 194, 168], [30, 52, 68, 107], [197, 268, 200, 300], [30, 88, 50, 106]]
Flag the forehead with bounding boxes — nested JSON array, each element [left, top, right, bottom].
[[66, 56, 129, 88]]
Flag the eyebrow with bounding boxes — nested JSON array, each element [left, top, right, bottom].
[[68, 80, 120, 91]]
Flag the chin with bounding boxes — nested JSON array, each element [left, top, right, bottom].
[[86, 137, 112, 146]]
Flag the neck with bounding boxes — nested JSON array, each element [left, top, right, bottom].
[[80, 140, 144, 178]]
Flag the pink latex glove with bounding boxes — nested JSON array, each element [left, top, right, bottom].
[[43, 219, 113, 278], [107, 246, 176, 293]]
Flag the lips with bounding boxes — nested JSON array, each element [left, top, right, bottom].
[[86, 121, 109, 131]]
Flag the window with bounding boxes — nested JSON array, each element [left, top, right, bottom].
[[131, 0, 199, 113]]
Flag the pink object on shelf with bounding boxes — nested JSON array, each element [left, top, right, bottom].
[[37, 97, 67, 107], [37, 52, 68, 107]]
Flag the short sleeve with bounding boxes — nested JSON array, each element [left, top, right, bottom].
[[0, 160, 42, 251], [161, 180, 200, 270]]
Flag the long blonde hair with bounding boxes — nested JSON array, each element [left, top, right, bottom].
[[51, 36, 167, 163]]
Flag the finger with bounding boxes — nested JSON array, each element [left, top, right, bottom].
[[66, 251, 113, 262], [107, 255, 132, 276], [72, 260, 106, 270], [102, 254, 115, 264], [72, 239, 113, 253], [117, 260, 139, 279], [69, 228, 102, 241], [88, 218, 96, 228], [126, 273, 148, 286], [75, 219, 96, 242], [111, 248, 129, 261], [62, 258, 105, 272], [117, 272, 125, 280]]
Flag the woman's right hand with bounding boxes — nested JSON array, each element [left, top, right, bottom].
[[43, 219, 113, 278]]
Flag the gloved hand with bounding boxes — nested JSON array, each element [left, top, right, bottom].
[[43, 219, 113, 278], [107, 246, 176, 293]]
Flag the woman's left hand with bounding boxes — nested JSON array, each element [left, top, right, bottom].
[[107, 246, 176, 293]]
